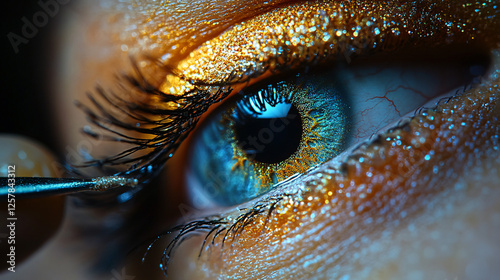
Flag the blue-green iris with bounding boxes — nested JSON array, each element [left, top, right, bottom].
[[187, 71, 351, 206]]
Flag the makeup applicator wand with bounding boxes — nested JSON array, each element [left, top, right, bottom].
[[0, 176, 138, 198]]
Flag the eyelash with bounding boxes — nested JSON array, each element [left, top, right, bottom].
[[142, 179, 297, 276], [74, 58, 232, 182], [74, 43, 321, 183]]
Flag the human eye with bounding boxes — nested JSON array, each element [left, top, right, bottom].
[[2, 1, 500, 280]]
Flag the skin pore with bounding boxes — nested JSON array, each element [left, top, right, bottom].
[[2, 0, 499, 279]]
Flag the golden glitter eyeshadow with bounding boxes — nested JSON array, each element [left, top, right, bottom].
[[109, 0, 294, 61], [165, 0, 500, 91]]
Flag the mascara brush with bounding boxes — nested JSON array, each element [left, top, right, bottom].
[[0, 176, 138, 199]]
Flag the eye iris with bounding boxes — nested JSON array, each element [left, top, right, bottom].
[[233, 97, 302, 164], [187, 72, 349, 206]]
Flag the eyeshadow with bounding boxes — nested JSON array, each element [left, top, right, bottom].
[[167, 0, 499, 90], [108, 0, 295, 61]]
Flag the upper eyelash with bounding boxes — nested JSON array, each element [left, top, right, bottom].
[[73, 49, 324, 182], [73, 57, 232, 182]]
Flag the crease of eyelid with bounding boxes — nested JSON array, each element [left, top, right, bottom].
[[159, 53, 500, 279]]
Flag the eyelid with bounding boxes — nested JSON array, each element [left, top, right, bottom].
[[168, 0, 499, 90]]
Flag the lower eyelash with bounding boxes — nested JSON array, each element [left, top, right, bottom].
[[141, 189, 292, 276], [73, 58, 232, 182]]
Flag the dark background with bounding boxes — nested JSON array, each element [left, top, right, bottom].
[[1, 1, 58, 152], [1, 2, 66, 269]]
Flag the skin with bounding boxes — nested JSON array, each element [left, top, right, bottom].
[[1, 0, 499, 279]]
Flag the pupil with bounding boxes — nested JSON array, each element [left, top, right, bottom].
[[234, 101, 302, 164]]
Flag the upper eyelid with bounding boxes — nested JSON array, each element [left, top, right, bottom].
[[150, 0, 498, 134], [170, 0, 499, 90], [162, 0, 500, 108]]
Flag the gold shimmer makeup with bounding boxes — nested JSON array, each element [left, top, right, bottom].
[[166, 1, 499, 88]]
